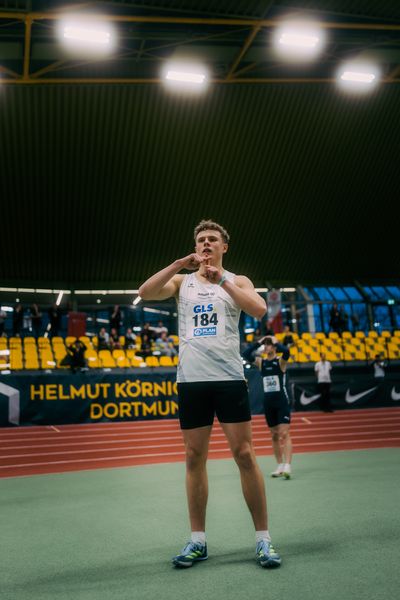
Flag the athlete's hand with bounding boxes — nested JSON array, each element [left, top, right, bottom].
[[178, 253, 205, 271], [204, 260, 223, 284]]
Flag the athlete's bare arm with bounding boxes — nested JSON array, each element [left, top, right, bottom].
[[138, 254, 205, 301]]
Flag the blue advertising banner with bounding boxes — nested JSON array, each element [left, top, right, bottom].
[[1, 367, 399, 427]]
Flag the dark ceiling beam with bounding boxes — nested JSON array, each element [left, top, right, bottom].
[[1, 77, 399, 84], [225, 25, 262, 80], [1, 11, 400, 31], [22, 14, 32, 80]]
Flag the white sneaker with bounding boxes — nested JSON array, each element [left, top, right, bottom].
[[282, 464, 291, 480], [271, 465, 284, 478]]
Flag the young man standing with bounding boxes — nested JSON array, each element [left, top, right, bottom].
[[139, 219, 281, 569], [243, 336, 292, 479], [314, 353, 334, 412]]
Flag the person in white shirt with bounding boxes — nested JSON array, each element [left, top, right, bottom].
[[139, 219, 281, 569], [314, 353, 334, 412]]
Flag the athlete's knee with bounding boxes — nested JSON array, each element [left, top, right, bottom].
[[271, 431, 280, 443], [185, 444, 207, 470], [232, 443, 256, 470]]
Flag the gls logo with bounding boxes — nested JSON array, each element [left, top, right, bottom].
[[0, 382, 20, 425], [194, 304, 213, 314]]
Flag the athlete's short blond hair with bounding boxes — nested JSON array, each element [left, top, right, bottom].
[[193, 220, 230, 244]]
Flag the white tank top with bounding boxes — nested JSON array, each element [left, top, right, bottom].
[[176, 270, 245, 383]]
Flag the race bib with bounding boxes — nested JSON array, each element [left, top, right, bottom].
[[263, 375, 281, 393], [186, 301, 225, 339]]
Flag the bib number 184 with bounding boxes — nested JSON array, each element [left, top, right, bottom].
[[192, 313, 218, 327]]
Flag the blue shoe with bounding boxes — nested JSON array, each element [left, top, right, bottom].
[[256, 540, 281, 568], [172, 541, 208, 568]]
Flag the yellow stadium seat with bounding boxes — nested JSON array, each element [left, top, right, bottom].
[[112, 349, 130, 367], [126, 349, 137, 359], [381, 330, 391, 338], [145, 356, 160, 368], [355, 331, 366, 339], [355, 351, 367, 360], [131, 356, 146, 368], [85, 350, 100, 368], [315, 332, 326, 340], [329, 332, 340, 340], [394, 330, 400, 338], [368, 331, 378, 338], [98, 350, 116, 368], [66, 336, 77, 346], [301, 333, 312, 341], [169, 334, 179, 345], [342, 331, 352, 340], [159, 356, 174, 367]]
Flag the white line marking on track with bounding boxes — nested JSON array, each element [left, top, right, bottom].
[[301, 417, 312, 424], [1, 437, 400, 470]]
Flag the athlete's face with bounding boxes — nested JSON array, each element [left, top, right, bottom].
[[265, 343, 276, 357], [195, 229, 228, 261]]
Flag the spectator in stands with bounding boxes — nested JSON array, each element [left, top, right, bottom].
[[314, 353, 334, 412], [98, 327, 110, 350], [155, 331, 178, 357], [109, 327, 122, 350], [282, 325, 295, 347], [351, 311, 360, 334], [110, 305, 122, 334], [329, 303, 341, 335], [48, 303, 61, 337], [372, 353, 386, 380], [66, 339, 87, 373], [0, 308, 6, 337], [339, 305, 348, 333], [141, 322, 155, 340], [13, 303, 24, 337], [139, 332, 153, 358], [124, 327, 137, 349], [153, 319, 169, 337], [31, 304, 42, 338]]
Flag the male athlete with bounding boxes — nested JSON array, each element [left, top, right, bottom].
[[243, 336, 292, 479], [139, 219, 281, 569]]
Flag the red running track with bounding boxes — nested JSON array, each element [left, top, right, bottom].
[[0, 407, 399, 478]]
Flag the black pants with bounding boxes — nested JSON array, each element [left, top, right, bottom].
[[317, 382, 333, 411]]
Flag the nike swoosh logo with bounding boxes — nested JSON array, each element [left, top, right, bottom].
[[345, 387, 377, 404], [391, 387, 400, 401], [300, 392, 321, 406]]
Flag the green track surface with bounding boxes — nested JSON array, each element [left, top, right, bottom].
[[1, 449, 399, 600]]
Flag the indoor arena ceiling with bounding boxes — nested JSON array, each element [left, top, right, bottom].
[[0, 0, 399, 290]]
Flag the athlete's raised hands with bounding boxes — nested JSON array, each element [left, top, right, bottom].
[[179, 253, 205, 270]]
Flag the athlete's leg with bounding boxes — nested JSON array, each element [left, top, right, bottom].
[[183, 425, 213, 531], [221, 421, 267, 531], [270, 425, 283, 464], [275, 423, 292, 464]]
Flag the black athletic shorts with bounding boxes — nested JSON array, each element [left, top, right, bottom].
[[177, 380, 251, 430], [264, 402, 291, 428]]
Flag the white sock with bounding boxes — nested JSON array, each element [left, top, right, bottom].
[[191, 531, 206, 546], [283, 463, 291, 472], [255, 530, 271, 544], [278, 463, 284, 471]]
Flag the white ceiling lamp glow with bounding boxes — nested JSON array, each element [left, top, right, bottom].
[[337, 62, 380, 93], [273, 21, 325, 61], [59, 17, 116, 55], [163, 62, 209, 92]]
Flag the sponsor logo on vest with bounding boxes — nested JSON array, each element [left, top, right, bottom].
[[194, 327, 216, 337], [345, 387, 377, 404], [391, 387, 400, 401], [300, 392, 321, 406], [0, 382, 20, 425]]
